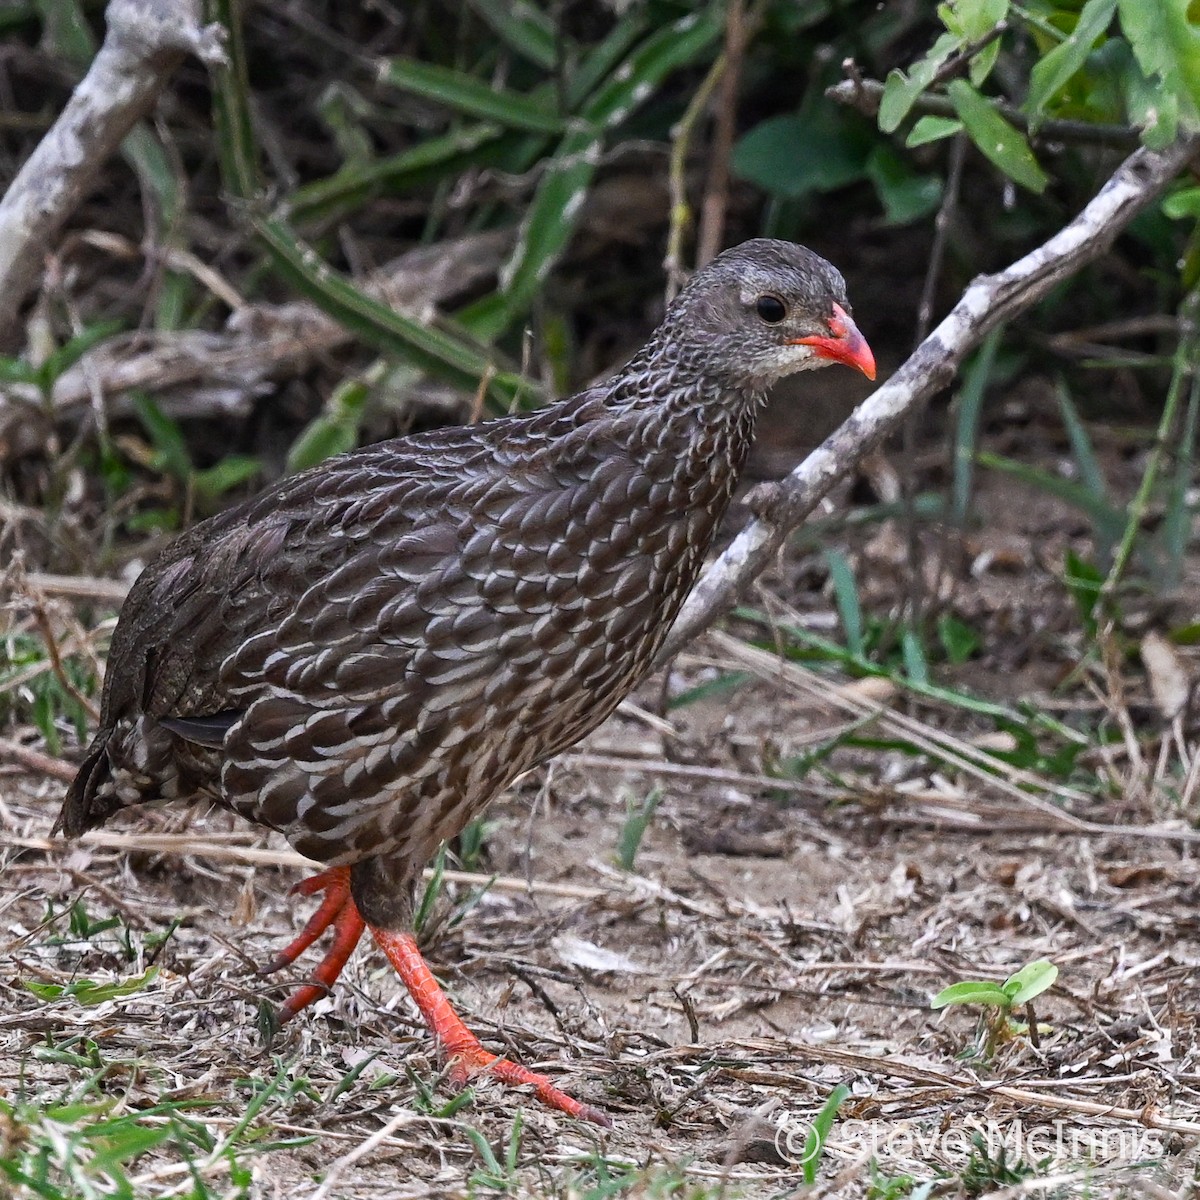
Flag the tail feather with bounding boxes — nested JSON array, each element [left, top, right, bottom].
[[56, 731, 119, 837]]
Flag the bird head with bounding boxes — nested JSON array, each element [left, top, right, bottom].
[[665, 239, 875, 392]]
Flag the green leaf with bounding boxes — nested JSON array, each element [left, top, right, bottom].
[[34, 0, 93, 68], [1055, 381, 1110, 518], [1119, 0, 1200, 123], [825, 549, 864, 656], [287, 123, 507, 226], [970, 35, 1003, 88], [376, 58, 566, 133], [39, 318, 125, 389], [948, 0, 1009, 85], [901, 626, 929, 686], [906, 114, 963, 146], [123, 123, 183, 233], [193, 455, 261, 500], [23, 966, 159, 1006], [948, 78, 1049, 192], [952, 327, 1002, 520], [803, 1083, 851, 1186], [977, 451, 1125, 546], [946, 0, 1009, 42], [251, 215, 531, 407], [1026, 0, 1118, 123], [931, 980, 1012, 1009], [132, 394, 192, 481], [467, 0, 559, 69], [733, 108, 873, 199], [878, 31, 960, 131], [1162, 185, 1200, 219], [1122, 49, 1181, 148], [1063, 548, 1105, 638], [287, 370, 376, 472], [667, 671, 751, 711], [1003, 959, 1058, 1006], [865, 143, 943, 224], [938, 615, 980, 663]]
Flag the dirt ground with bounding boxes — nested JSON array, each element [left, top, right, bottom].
[[3, 449, 1199, 1198]]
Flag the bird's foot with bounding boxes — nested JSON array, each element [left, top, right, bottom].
[[373, 927, 611, 1128], [262, 865, 366, 1023]]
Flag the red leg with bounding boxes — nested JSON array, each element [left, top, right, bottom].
[[262, 865, 367, 1024], [373, 927, 611, 1128], [263, 866, 356, 973]]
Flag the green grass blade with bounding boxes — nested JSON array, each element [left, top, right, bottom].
[[474, 9, 722, 337], [1162, 360, 1198, 586], [825, 548, 864, 656], [286, 124, 507, 226], [209, 0, 258, 199], [288, 9, 648, 230], [468, 0, 559, 70], [209, 0, 535, 407], [564, 6, 651, 106], [252, 215, 532, 407], [952, 327, 1001, 521], [803, 1083, 851, 1185], [1055, 379, 1109, 503], [975, 450, 1126, 547], [376, 58, 567, 133]]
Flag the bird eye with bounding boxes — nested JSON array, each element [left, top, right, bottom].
[[755, 295, 787, 324]]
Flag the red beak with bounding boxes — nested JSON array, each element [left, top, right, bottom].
[[790, 302, 876, 380]]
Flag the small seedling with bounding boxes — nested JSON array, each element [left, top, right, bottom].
[[465, 1110, 524, 1193], [932, 959, 1058, 1058], [615, 787, 662, 871], [801, 1082, 851, 1185], [867, 1163, 936, 1200]]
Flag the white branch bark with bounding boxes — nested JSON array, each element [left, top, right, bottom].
[[659, 136, 1200, 662], [0, 0, 223, 335]]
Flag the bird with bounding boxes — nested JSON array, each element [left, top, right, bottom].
[[59, 239, 875, 1126]]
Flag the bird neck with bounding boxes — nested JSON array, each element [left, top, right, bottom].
[[602, 346, 764, 486]]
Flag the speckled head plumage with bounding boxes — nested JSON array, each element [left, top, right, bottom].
[[636, 238, 875, 394]]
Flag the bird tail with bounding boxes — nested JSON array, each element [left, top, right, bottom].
[[55, 730, 120, 837]]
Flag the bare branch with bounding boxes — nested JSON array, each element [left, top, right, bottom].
[[827, 76, 1140, 149], [0, 0, 224, 335], [658, 135, 1200, 662]]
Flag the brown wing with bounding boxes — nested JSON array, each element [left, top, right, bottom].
[[65, 387, 680, 860]]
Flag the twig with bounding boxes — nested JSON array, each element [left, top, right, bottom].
[[6, 831, 607, 899], [0, 0, 224, 336], [695, 0, 748, 269], [29, 609, 100, 723], [826, 77, 1140, 148], [0, 738, 77, 782], [659, 136, 1200, 660], [665, 56, 727, 300]]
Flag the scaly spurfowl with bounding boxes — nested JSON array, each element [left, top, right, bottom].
[[61, 239, 875, 1126]]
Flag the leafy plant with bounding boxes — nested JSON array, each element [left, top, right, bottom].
[[801, 1083, 852, 1186], [933, 959, 1059, 1057], [615, 787, 663, 872]]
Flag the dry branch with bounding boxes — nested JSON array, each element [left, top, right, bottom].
[[660, 135, 1200, 660], [0, 0, 224, 336]]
